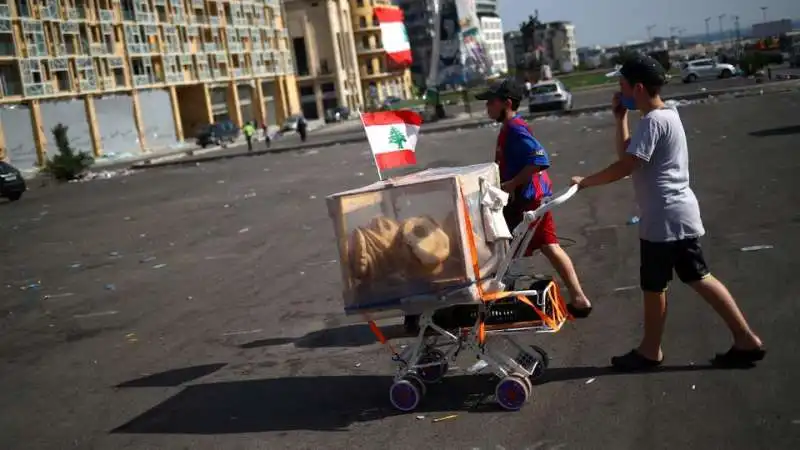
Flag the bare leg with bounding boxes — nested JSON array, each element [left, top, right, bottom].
[[689, 275, 763, 350], [540, 244, 591, 309], [638, 290, 667, 361]]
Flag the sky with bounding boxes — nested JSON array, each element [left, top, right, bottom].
[[497, 0, 800, 47]]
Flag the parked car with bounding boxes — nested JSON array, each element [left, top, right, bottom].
[[528, 79, 573, 113], [281, 114, 305, 132], [0, 160, 26, 202], [680, 58, 736, 83], [324, 106, 351, 123], [195, 120, 240, 148]]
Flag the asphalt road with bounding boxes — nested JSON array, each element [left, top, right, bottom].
[[2, 92, 799, 450]]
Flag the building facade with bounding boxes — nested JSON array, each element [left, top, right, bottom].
[[479, 14, 506, 74], [503, 30, 524, 71], [285, 0, 411, 119], [0, 0, 302, 167], [474, 0, 496, 16], [535, 21, 579, 70]]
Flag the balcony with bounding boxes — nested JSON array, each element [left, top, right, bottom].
[[165, 73, 184, 84], [80, 79, 99, 92], [27, 42, 49, 57], [0, 41, 15, 56], [0, 5, 10, 18], [99, 9, 115, 22], [24, 82, 56, 97], [133, 74, 155, 86], [203, 42, 218, 52], [40, 4, 59, 20], [65, 7, 87, 21], [2, 80, 23, 96]]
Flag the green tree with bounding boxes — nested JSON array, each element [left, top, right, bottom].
[[42, 123, 93, 181], [388, 126, 407, 149]]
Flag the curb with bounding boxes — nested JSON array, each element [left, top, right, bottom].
[[132, 80, 800, 171]]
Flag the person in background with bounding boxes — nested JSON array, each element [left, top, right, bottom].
[[297, 116, 308, 142], [243, 121, 256, 152], [570, 55, 765, 371], [262, 122, 272, 149], [524, 79, 532, 97]]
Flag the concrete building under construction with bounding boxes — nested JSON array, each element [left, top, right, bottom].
[[0, 0, 302, 167]]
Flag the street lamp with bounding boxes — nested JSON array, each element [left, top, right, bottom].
[[646, 24, 656, 41], [704, 17, 711, 43], [760, 6, 768, 22], [718, 14, 726, 45]]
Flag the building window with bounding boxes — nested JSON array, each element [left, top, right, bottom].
[[356, 0, 363, 6], [358, 16, 366, 28], [372, 14, 378, 27], [361, 36, 369, 49]]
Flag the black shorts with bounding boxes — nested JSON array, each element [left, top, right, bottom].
[[640, 238, 710, 292]]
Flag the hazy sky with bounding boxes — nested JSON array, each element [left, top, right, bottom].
[[497, 0, 800, 46]]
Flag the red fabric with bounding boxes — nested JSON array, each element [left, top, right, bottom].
[[523, 212, 558, 256]]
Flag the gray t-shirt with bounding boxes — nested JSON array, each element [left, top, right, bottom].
[[626, 106, 705, 242]]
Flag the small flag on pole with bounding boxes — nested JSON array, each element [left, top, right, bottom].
[[360, 110, 422, 176], [374, 6, 413, 67]]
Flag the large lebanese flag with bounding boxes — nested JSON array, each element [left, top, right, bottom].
[[361, 110, 422, 172], [374, 7, 412, 67]]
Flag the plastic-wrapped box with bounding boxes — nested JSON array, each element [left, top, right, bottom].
[[326, 163, 501, 316]]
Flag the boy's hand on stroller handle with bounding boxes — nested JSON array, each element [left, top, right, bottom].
[[523, 184, 580, 221]]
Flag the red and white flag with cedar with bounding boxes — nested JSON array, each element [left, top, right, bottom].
[[361, 110, 422, 172], [374, 7, 412, 67]]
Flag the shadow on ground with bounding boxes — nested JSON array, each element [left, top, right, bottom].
[[112, 364, 718, 434], [749, 124, 800, 137], [241, 324, 415, 350]]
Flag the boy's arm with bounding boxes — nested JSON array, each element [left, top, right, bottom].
[[574, 116, 659, 189]]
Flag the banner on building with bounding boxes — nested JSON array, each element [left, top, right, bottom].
[[374, 7, 413, 67], [454, 0, 493, 82]]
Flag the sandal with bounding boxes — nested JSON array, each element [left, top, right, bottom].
[[712, 346, 767, 368], [611, 349, 663, 372], [567, 303, 593, 319]]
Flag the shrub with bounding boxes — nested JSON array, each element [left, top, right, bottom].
[[41, 123, 93, 181]]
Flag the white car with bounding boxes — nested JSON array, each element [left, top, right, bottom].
[[528, 79, 573, 113], [680, 58, 736, 83]]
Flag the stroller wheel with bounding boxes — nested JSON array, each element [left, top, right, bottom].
[[417, 349, 449, 384], [390, 376, 424, 412], [496, 375, 530, 411], [529, 345, 550, 380]]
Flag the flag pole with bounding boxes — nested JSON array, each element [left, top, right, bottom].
[[359, 111, 383, 181]]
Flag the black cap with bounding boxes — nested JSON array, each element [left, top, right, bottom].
[[475, 78, 523, 101], [617, 55, 667, 88]]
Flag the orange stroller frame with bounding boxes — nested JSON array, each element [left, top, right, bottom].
[[365, 183, 580, 412]]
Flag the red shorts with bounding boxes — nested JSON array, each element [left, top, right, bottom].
[[504, 202, 559, 256]]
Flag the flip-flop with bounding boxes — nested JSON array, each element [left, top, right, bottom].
[[611, 349, 663, 372], [567, 303, 593, 319], [712, 346, 767, 368]]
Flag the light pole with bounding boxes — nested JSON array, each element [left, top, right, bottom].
[[718, 14, 726, 46], [704, 17, 711, 43], [760, 6, 768, 22], [646, 24, 656, 41]]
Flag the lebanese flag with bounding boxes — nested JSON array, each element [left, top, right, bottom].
[[361, 110, 422, 172], [374, 7, 412, 67]]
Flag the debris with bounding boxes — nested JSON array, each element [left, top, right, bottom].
[[243, 192, 257, 199], [613, 285, 638, 293], [578, 160, 585, 165], [355, 362, 362, 368], [152, 263, 167, 269], [356, 172, 365, 176], [238, 227, 250, 234], [585, 378, 596, 385], [74, 310, 119, 319], [416, 415, 426, 420], [43, 292, 75, 300], [217, 180, 225, 184], [123, 216, 132, 221], [627, 216, 640, 225], [69, 263, 82, 269], [740, 245, 773, 252], [21, 282, 41, 291], [104, 284, 116, 291], [222, 329, 263, 336], [109, 251, 121, 257], [309, 194, 318, 200], [432, 414, 458, 423], [140, 256, 157, 263], [691, 384, 696, 390]]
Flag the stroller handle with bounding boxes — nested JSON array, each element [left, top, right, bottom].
[[523, 184, 580, 221]]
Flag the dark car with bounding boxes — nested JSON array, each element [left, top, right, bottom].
[[0, 161, 26, 202], [324, 106, 351, 123], [195, 120, 240, 148]]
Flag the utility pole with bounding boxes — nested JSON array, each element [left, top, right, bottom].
[[646, 24, 656, 41], [733, 15, 741, 56], [760, 6, 768, 22], [718, 14, 726, 46], [704, 17, 711, 43]]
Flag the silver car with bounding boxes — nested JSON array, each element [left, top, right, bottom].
[[528, 80, 573, 113]]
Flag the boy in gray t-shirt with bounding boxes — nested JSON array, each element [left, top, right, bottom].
[[570, 55, 765, 372]]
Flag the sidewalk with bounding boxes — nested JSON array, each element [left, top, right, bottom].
[[85, 79, 800, 172]]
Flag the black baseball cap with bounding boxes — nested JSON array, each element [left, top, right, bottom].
[[609, 55, 667, 88], [475, 78, 523, 101]]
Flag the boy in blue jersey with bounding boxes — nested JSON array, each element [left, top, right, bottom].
[[476, 78, 593, 318]]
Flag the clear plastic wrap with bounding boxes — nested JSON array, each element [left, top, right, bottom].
[[326, 163, 501, 316]]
